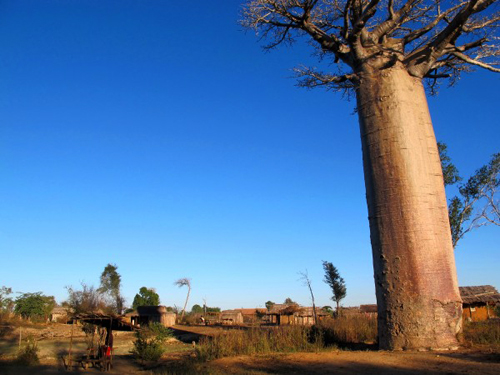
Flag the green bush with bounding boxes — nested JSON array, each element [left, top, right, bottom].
[[131, 322, 173, 363], [14, 292, 55, 321], [17, 335, 39, 366]]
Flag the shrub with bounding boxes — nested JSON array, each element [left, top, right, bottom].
[[178, 313, 199, 325], [17, 335, 39, 366], [463, 320, 500, 346], [131, 323, 173, 363]]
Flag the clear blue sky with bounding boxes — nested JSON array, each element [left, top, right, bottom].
[[1, 1, 498, 311]]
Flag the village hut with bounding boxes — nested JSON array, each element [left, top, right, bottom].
[[339, 306, 360, 316], [266, 304, 298, 325], [219, 310, 244, 325], [292, 307, 329, 325], [459, 285, 500, 321], [50, 306, 68, 323], [134, 306, 176, 327], [360, 304, 378, 318], [266, 304, 327, 325], [233, 308, 267, 323]]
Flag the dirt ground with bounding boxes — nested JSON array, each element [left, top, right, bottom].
[[208, 349, 500, 375], [1, 323, 499, 374]]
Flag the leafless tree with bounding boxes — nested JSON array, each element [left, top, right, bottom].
[[299, 270, 318, 324], [174, 278, 191, 321], [65, 283, 106, 314], [241, 0, 499, 350]]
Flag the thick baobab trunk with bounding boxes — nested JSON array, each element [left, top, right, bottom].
[[356, 65, 462, 350]]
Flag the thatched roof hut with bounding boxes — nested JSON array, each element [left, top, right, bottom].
[[219, 310, 244, 325], [459, 285, 500, 304], [266, 304, 328, 325], [135, 306, 176, 327], [360, 304, 378, 314], [459, 285, 500, 321], [71, 312, 134, 331], [50, 306, 68, 322]]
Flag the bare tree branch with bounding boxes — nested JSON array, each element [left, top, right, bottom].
[[450, 51, 500, 72], [241, 0, 500, 90]]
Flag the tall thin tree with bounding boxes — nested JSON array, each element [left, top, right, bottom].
[[322, 261, 347, 316], [174, 278, 191, 321], [299, 270, 318, 324], [241, 0, 499, 349], [98, 263, 124, 314]]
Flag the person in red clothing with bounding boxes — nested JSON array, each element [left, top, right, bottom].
[[104, 328, 113, 356]]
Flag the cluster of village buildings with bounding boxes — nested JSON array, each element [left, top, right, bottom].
[[51, 285, 500, 328]]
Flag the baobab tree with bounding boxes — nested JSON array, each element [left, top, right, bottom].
[[241, 0, 499, 350]]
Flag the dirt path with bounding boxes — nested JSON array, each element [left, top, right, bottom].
[[1, 348, 499, 374], [209, 350, 500, 375]]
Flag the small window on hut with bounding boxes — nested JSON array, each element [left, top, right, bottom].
[[470, 307, 476, 312]]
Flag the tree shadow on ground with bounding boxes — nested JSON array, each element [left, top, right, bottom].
[[0, 358, 80, 375], [439, 349, 500, 364]]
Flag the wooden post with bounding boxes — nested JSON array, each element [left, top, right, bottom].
[[68, 319, 74, 369], [18, 327, 21, 351]]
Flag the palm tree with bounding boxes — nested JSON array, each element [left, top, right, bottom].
[[174, 278, 191, 321]]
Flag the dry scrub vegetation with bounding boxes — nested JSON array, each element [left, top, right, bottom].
[[195, 315, 378, 361], [1, 316, 500, 374]]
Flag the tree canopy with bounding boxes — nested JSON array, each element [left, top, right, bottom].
[[265, 300, 276, 311], [98, 263, 124, 314], [322, 261, 346, 312], [438, 144, 499, 247], [438, 143, 462, 186], [15, 292, 55, 321], [132, 287, 160, 310], [65, 283, 105, 314], [0, 286, 14, 314], [241, 0, 499, 93], [191, 304, 204, 314]]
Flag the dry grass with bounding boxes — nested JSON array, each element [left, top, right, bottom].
[[463, 319, 500, 347], [195, 325, 323, 361], [317, 315, 378, 346], [195, 315, 379, 361]]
